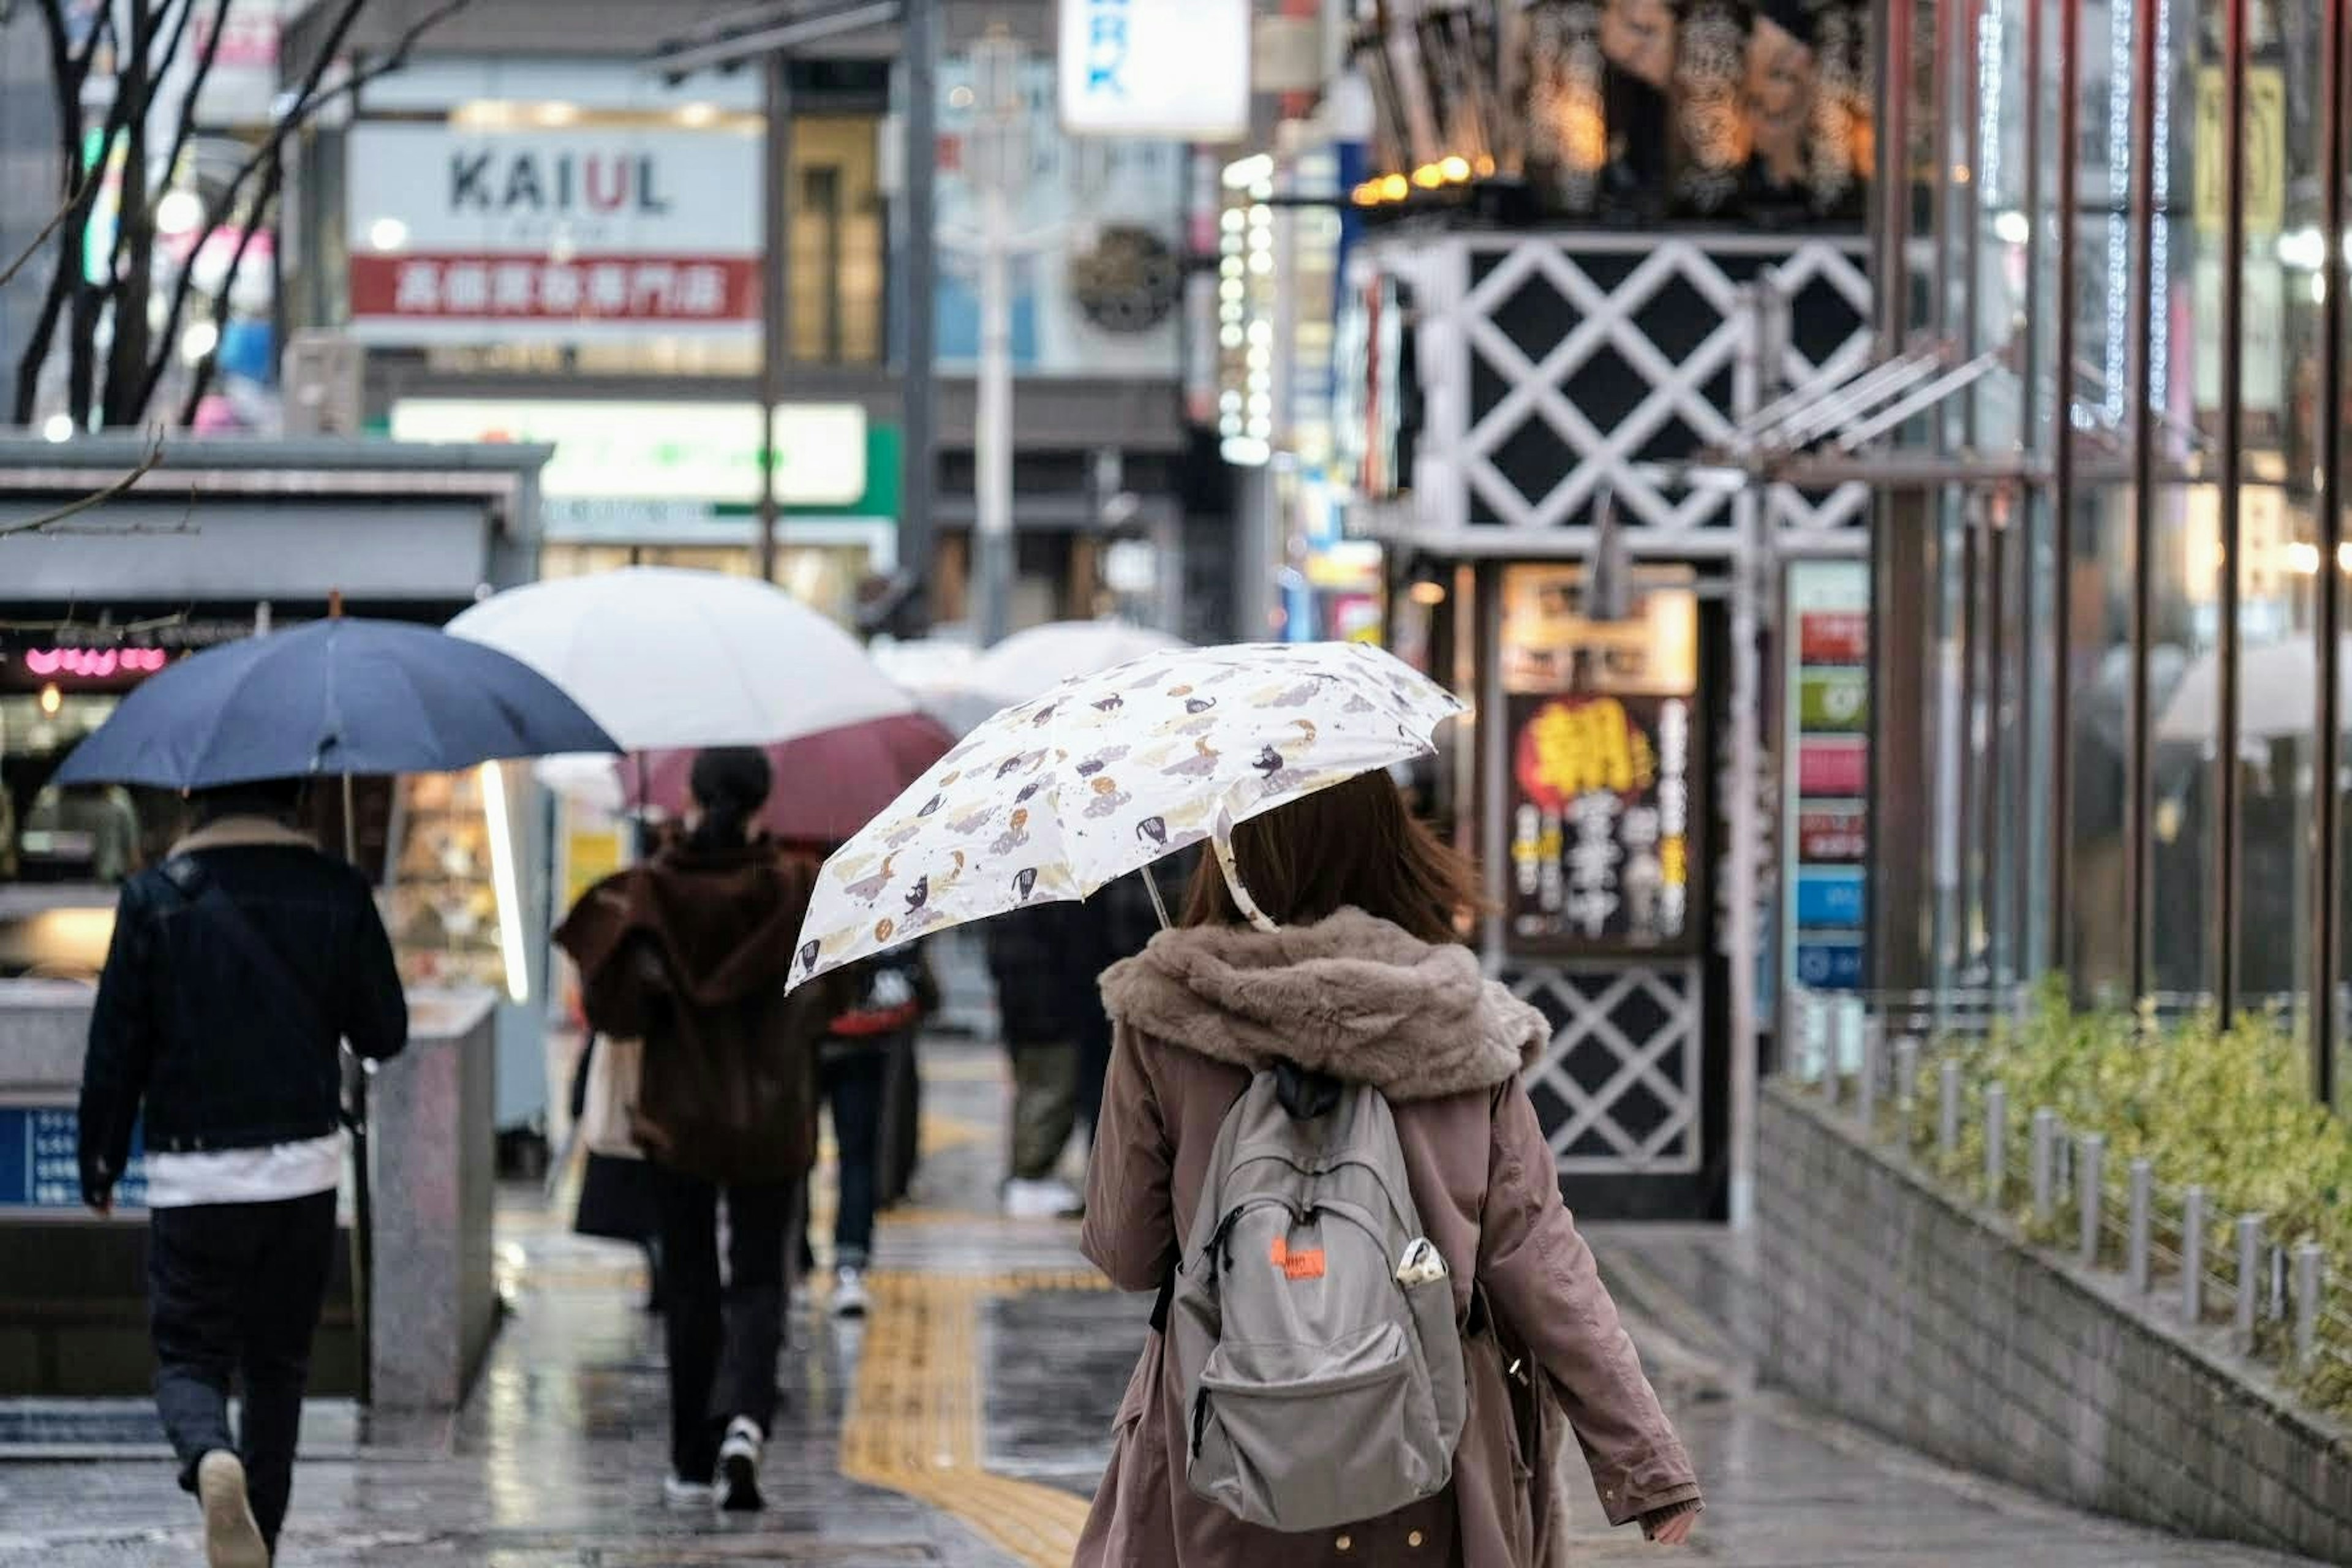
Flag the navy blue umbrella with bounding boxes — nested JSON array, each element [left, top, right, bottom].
[[55, 616, 619, 788]]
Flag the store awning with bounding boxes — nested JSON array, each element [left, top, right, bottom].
[[0, 436, 548, 604], [1694, 333, 2214, 491]]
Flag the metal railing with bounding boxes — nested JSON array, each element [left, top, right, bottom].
[[1787, 990, 2350, 1403]]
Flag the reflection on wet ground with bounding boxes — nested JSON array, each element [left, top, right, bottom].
[[0, 1042, 2328, 1566]]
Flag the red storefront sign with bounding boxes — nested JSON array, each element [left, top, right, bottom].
[[1797, 802, 1868, 862], [347, 255, 760, 324], [345, 123, 761, 341], [1797, 737, 1868, 796], [1799, 609, 1869, 664]]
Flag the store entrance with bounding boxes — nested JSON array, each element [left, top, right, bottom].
[[1484, 563, 1733, 1221]]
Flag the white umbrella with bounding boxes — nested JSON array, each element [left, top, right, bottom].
[[2155, 637, 2351, 746], [962, 619, 1189, 704], [447, 567, 913, 751], [789, 640, 1464, 990]]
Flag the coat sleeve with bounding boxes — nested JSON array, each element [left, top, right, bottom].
[[556, 879, 668, 1039], [1080, 1023, 1178, 1292], [1477, 1080, 1702, 1528], [79, 880, 157, 1198], [342, 872, 410, 1063]]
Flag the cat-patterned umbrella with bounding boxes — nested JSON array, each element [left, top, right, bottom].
[[788, 640, 1465, 990]]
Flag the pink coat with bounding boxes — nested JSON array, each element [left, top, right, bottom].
[[1077, 910, 1702, 1567]]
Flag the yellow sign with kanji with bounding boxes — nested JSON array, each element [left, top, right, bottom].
[[1515, 696, 1657, 810]]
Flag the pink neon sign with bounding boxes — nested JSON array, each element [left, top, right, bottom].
[[20, 647, 169, 678]]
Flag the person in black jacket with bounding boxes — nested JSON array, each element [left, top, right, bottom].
[[79, 776, 407, 1568], [984, 898, 1094, 1218]]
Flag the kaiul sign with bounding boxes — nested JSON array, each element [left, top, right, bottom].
[[447, 152, 674, 216]]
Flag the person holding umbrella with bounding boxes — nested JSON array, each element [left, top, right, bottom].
[[788, 641, 1700, 1561], [56, 613, 616, 1568], [557, 748, 839, 1513], [78, 775, 407, 1568]]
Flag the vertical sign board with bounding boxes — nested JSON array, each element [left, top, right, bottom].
[[1784, 560, 1870, 996], [1057, 0, 1253, 140], [1496, 565, 1705, 957], [1506, 692, 1697, 952]]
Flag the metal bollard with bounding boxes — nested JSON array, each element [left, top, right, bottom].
[[1895, 1036, 1921, 1116], [1939, 1059, 1962, 1158], [2127, 1159, 2154, 1292], [1857, 1022, 1880, 1129], [2236, 1215, 2265, 1349], [2078, 1134, 2105, 1266], [1984, 1084, 2008, 1207], [2030, 1110, 2058, 1224], [2296, 1242, 2326, 1370], [1830, 1001, 1862, 1104], [2183, 1186, 2207, 1322], [1812, 996, 1839, 1102]]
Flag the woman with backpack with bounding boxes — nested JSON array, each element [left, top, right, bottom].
[[1077, 768, 1702, 1564], [557, 748, 839, 1515]]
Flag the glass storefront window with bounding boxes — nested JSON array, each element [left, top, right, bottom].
[[792, 116, 886, 364], [1882, 0, 2348, 1071]]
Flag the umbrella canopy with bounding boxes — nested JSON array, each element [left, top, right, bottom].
[[2156, 636, 2352, 746], [55, 618, 618, 790], [961, 619, 1189, 704], [790, 641, 1463, 990], [447, 567, 913, 751], [621, 712, 957, 843]]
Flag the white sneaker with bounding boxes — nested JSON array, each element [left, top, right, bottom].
[[1003, 1178, 1084, 1220], [196, 1450, 268, 1568], [663, 1474, 717, 1508], [832, 1266, 870, 1319], [717, 1415, 764, 1512]]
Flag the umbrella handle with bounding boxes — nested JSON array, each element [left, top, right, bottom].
[[1139, 865, 1173, 930], [1210, 809, 1280, 934]]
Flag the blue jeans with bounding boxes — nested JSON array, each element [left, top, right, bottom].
[[819, 1042, 890, 1268]]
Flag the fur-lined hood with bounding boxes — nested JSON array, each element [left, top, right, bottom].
[[1098, 908, 1548, 1102]]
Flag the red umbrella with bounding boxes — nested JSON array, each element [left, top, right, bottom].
[[625, 712, 955, 844]]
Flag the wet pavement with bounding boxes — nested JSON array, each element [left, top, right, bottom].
[[0, 1042, 2328, 1566]]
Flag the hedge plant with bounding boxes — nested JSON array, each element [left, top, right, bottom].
[[1894, 977, 2352, 1419]]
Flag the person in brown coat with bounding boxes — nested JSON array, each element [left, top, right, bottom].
[[1077, 769, 1702, 1566], [556, 748, 836, 1515]]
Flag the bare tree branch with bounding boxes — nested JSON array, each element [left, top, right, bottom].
[[167, 0, 475, 420], [100, 1, 165, 426], [141, 0, 375, 414], [0, 175, 87, 292], [0, 429, 167, 540], [20, 0, 144, 426]]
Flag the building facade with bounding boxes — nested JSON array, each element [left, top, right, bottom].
[[1849, 0, 2348, 1091], [283, 0, 1213, 636]]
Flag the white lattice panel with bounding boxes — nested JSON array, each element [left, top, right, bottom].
[[1512, 959, 1703, 1175], [1391, 232, 1872, 551]]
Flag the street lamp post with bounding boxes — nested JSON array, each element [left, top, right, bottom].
[[968, 28, 1024, 647], [758, 51, 791, 584]]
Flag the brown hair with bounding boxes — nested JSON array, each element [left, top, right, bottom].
[[1182, 767, 1485, 944]]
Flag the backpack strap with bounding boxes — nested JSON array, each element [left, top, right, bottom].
[[1150, 1269, 1177, 1335], [158, 854, 341, 1063]]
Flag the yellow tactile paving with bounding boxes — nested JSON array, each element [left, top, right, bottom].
[[840, 1268, 1111, 1567]]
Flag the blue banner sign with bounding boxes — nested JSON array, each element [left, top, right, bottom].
[[0, 1104, 146, 1210]]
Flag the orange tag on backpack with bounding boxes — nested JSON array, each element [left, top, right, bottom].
[[1269, 1237, 1326, 1281]]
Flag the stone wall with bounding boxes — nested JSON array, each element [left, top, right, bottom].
[[1757, 1083, 2352, 1565]]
